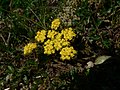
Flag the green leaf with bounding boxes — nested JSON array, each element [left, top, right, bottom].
[[102, 39, 111, 48], [85, 69, 90, 76], [8, 66, 14, 73], [94, 55, 111, 65]]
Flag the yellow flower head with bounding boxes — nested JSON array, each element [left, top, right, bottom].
[[60, 46, 77, 60], [53, 36, 70, 51], [24, 43, 37, 55], [44, 39, 54, 45], [47, 30, 58, 39], [44, 44, 55, 55], [44, 39, 55, 55], [61, 39, 70, 46], [61, 27, 76, 41], [35, 30, 46, 43], [53, 39, 62, 51], [51, 18, 60, 30], [55, 33, 63, 40]]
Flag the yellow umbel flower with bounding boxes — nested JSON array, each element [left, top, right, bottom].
[[53, 39, 62, 51], [55, 33, 63, 39], [35, 30, 46, 43], [53, 34, 70, 51], [51, 18, 60, 30], [61, 27, 76, 41], [44, 39, 54, 45], [44, 44, 55, 54], [60, 46, 77, 60], [44, 39, 55, 55], [47, 30, 58, 39], [24, 43, 37, 55], [61, 39, 70, 46]]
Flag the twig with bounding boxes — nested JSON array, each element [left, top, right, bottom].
[[28, 7, 41, 22], [6, 32, 11, 45], [0, 34, 7, 46]]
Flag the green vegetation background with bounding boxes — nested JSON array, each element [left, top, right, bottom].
[[0, 0, 120, 89]]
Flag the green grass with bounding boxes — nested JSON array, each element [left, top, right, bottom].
[[0, 0, 120, 89]]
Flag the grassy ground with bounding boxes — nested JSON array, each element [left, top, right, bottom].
[[0, 0, 120, 89]]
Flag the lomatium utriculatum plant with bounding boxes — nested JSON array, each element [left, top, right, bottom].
[[24, 18, 77, 61]]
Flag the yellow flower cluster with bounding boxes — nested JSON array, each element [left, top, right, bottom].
[[43, 27, 76, 60], [53, 38, 70, 51], [24, 43, 37, 55], [60, 46, 77, 60], [47, 30, 58, 39], [44, 39, 55, 54], [24, 18, 77, 60], [43, 34, 70, 54], [61, 27, 76, 41], [35, 30, 46, 43], [51, 19, 60, 30]]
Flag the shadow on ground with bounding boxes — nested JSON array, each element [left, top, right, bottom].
[[68, 56, 120, 90]]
